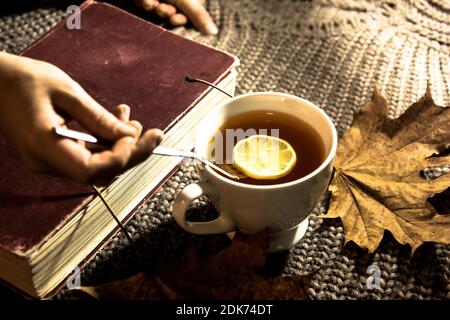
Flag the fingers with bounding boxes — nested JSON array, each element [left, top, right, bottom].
[[113, 104, 131, 122], [86, 136, 137, 185], [135, 0, 159, 10], [38, 86, 166, 184], [156, 3, 177, 18], [128, 120, 143, 138], [88, 128, 164, 185], [37, 126, 164, 185], [110, 104, 162, 171], [52, 84, 137, 141], [138, 0, 177, 20], [41, 97, 164, 184], [112, 104, 143, 139], [169, 13, 188, 26], [169, 0, 218, 35], [126, 128, 164, 169], [137, 0, 217, 35]]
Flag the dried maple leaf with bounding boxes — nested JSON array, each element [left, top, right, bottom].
[[156, 232, 311, 299], [324, 86, 450, 253], [74, 231, 311, 300]]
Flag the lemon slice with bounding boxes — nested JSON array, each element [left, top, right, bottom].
[[232, 135, 297, 180]]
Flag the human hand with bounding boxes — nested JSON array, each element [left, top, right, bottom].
[[135, 0, 218, 35], [0, 52, 163, 185]]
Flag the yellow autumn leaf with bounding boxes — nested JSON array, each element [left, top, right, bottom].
[[324, 86, 450, 253]]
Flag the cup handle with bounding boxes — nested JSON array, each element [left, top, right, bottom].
[[172, 183, 235, 234]]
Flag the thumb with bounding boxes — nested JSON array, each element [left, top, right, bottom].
[[52, 83, 137, 141], [169, 0, 218, 35]]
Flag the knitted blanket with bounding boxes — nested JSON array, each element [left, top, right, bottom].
[[0, 0, 449, 299]]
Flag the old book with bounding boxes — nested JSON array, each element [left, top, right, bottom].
[[0, 0, 238, 298]]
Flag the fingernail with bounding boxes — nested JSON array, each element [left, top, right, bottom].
[[206, 22, 218, 35], [118, 104, 130, 119]]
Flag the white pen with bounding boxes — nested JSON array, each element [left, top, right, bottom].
[[54, 127, 98, 143]]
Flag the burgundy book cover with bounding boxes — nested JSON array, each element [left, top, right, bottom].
[[0, 1, 236, 256]]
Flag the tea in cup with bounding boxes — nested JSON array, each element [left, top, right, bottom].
[[172, 92, 337, 252]]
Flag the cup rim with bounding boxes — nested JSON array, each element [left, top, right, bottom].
[[196, 91, 338, 189]]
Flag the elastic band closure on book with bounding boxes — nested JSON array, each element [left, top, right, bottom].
[[92, 185, 145, 268], [185, 75, 233, 98]]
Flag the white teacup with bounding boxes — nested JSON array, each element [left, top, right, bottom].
[[172, 92, 337, 252]]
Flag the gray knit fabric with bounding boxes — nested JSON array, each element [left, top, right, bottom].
[[0, 0, 449, 299]]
